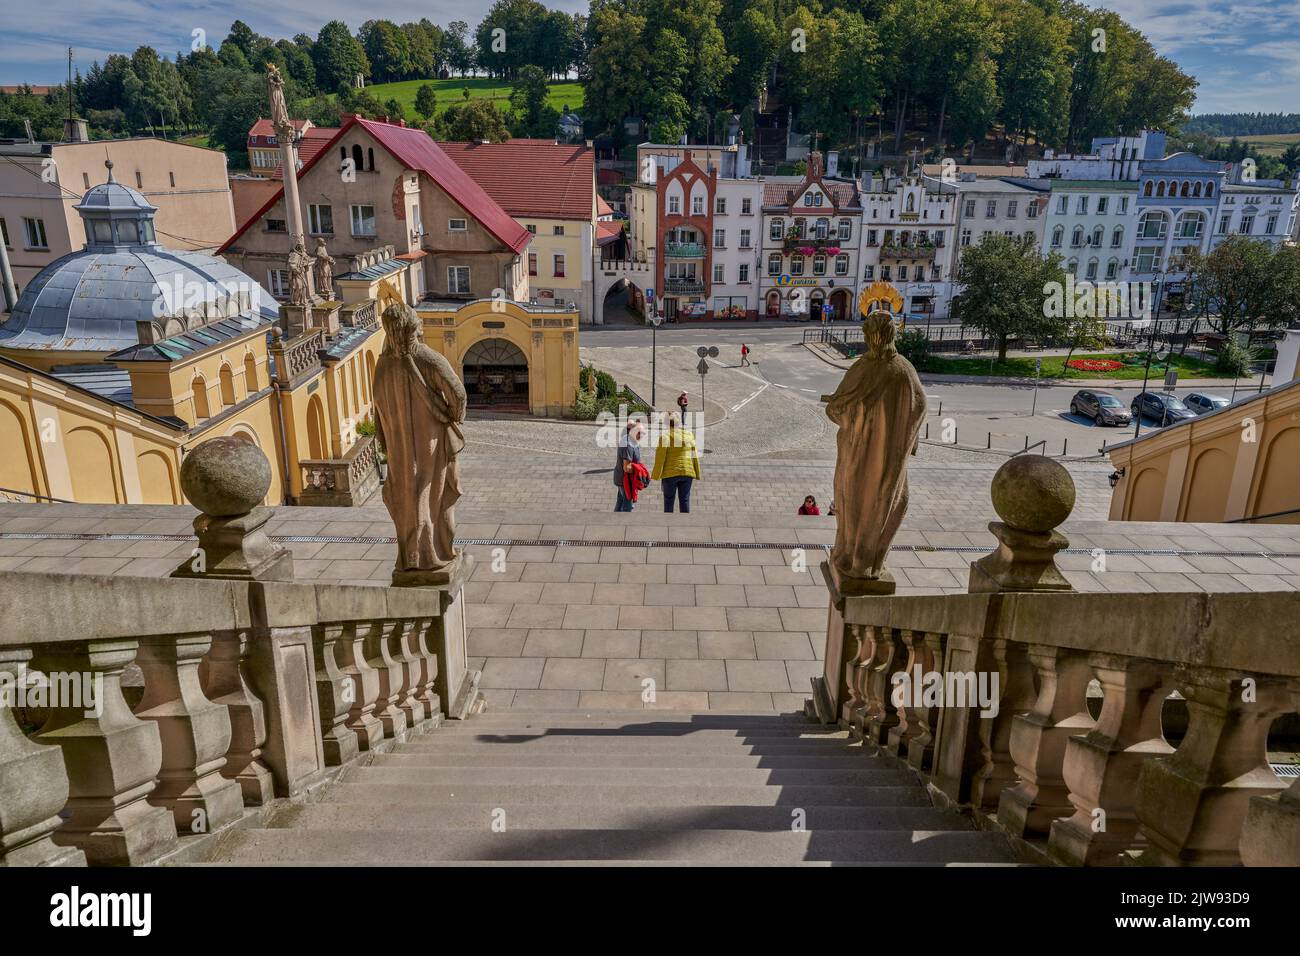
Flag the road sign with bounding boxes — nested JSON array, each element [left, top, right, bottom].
[[696, 346, 708, 357], [696, 358, 709, 375], [645, 288, 654, 302], [707, 346, 719, 358]]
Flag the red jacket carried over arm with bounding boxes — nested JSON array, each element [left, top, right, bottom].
[[623, 461, 651, 503]]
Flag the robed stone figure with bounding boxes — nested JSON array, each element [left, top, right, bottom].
[[372, 296, 468, 584], [825, 310, 926, 593]]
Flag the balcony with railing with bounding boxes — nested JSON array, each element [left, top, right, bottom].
[[664, 277, 706, 294], [268, 327, 324, 387], [664, 242, 706, 259], [880, 241, 938, 261], [300, 432, 381, 507]]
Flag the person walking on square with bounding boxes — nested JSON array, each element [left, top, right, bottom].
[[740, 342, 751, 366], [614, 420, 646, 512], [677, 390, 689, 423], [651, 413, 702, 513]]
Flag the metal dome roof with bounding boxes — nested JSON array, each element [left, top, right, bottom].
[[0, 246, 279, 353], [73, 176, 157, 214]]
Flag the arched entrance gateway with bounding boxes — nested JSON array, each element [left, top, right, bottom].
[[765, 290, 781, 316], [808, 289, 825, 320], [463, 338, 529, 410]]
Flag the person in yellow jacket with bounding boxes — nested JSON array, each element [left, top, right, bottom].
[[651, 413, 702, 513]]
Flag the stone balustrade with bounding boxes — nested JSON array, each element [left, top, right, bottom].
[[299, 433, 381, 507], [269, 327, 325, 386], [0, 569, 453, 867], [813, 454, 1300, 867]]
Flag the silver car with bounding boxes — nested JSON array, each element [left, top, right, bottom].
[[1184, 392, 1230, 416]]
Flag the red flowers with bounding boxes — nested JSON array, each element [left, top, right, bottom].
[[1067, 358, 1123, 372]]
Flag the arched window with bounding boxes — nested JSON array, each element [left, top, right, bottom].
[[1067, 258, 1079, 275], [1143, 181, 1153, 196], [218, 364, 236, 406], [1112, 226, 1123, 247], [340, 146, 347, 163], [1091, 225, 1103, 247], [367, 147, 375, 171], [1051, 226, 1064, 248], [1156, 181, 1166, 197], [244, 353, 258, 392], [1071, 226, 1084, 247], [1106, 258, 1119, 280], [1205, 182, 1214, 198], [1180, 181, 1190, 197], [1086, 258, 1099, 280], [1192, 182, 1202, 198], [351, 144, 364, 171], [191, 377, 210, 420]]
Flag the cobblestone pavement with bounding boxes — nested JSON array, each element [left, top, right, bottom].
[[4, 503, 1299, 713]]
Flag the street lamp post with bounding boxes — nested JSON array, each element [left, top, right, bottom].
[[648, 306, 663, 407], [1134, 319, 1171, 440]]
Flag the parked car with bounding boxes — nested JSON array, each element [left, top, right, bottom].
[[1130, 391, 1197, 427], [1070, 390, 1131, 426], [1184, 392, 1230, 416]]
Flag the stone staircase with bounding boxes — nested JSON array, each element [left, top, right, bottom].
[[194, 711, 1020, 865]]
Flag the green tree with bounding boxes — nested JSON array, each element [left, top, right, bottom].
[[313, 20, 368, 93], [443, 20, 475, 77], [951, 233, 1069, 362], [581, 5, 651, 133], [728, 7, 780, 107], [414, 84, 439, 121], [510, 65, 558, 137], [360, 21, 412, 84], [446, 99, 512, 141], [1184, 237, 1300, 335], [993, 2, 1071, 153]]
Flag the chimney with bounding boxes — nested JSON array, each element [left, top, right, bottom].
[[63, 117, 88, 143], [808, 150, 823, 179]]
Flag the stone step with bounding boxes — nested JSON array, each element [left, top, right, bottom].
[[266, 802, 970, 832], [199, 827, 1018, 864], [426, 726, 851, 739], [458, 710, 814, 725], [314, 782, 928, 807], [342, 762, 914, 788], [360, 751, 869, 769]]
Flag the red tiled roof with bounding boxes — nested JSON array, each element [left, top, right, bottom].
[[220, 116, 531, 255], [596, 221, 623, 245], [438, 140, 595, 222], [270, 127, 338, 179], [762, 180, 860, 209], [596, 195, 614, 217]]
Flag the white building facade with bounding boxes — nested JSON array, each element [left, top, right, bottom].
[[858, 173, 957, 319]]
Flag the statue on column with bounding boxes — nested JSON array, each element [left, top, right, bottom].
[[286, 239, 313, 307], [372, 283, 468, 584], [824, 309, 926, 594], [313, 238, 335, 300], [267, 64, 292, 139]]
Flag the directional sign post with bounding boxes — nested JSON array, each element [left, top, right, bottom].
[[648, 305, 664, 405], [695, 348, 716, 448]]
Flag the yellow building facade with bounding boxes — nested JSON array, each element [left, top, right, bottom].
[[1106, 376, 1300, 524]]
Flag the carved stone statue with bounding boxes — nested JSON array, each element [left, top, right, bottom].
[[824, 310, 926, 594], [313, 238, 335, 300], [372, 292, 468, 584], [286, 240, 312, 307], [267, 64, 292, 139]]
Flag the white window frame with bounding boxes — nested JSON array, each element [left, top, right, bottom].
[[447, 266, 471, 294], [350, 205, 377, 237], [308, 204, 334, 235], [448, 218, 468, 232]]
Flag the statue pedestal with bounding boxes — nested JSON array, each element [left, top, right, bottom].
[[390, 553, 482, 720], [171, 506, 293, 581], [968, 521, 1071, 593], [312, 300, 342, 337]]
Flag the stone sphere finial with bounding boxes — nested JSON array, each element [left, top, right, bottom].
[[181, 437, 272, 517], [989, 455, 1075, 533]]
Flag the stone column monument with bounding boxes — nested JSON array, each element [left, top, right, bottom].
[[371, 290, 481, 718]]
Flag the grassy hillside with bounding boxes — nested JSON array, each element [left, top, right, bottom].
[[358, 78, 583, 119], [1214, 132, 1300, 157]]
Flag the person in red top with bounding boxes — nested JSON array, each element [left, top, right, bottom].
[[677, 391, 689, 420], [798, 495, 821, 515], [740, 343, 751, 366]]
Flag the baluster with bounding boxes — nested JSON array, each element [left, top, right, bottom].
[[33, 640, 177, 866], [886, 629, 927, 760], [863, 627, 906, 747], [977, 638, 1038, 812], [998, 644, 1096, 837], [844, 624, 870, 732], [410, 618, 443, 725], [365, 621, 408, 740], [1050, 656, 1173, 865], [336, 622, 383, 750], [389, 620, 426, 730], [134, 633, 244, 835], [312, 623, 360, 766], [1136, 667, 1291, 865], [904, 631, 947, 771], [1240, 681, 1300, 866], [0, 649, 85, 866], [199, 629, 274, 805]]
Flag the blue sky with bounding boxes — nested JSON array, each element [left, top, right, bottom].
[[2, 1, 1297, 115]]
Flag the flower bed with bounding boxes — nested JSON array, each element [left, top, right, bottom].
[[1066, 358, 1123, 372]]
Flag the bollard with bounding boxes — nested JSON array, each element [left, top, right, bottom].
[[1063, 438, 1068, 457], [987, 431, 992, 449], [1024, 435, 1029, 451]]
